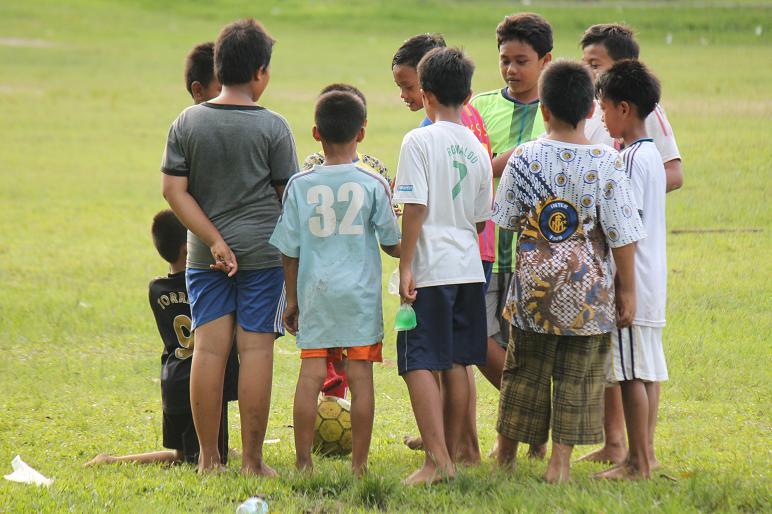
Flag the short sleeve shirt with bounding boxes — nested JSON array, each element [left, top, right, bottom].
[[493, 139, 645, 336], [269, 164, 400, 348], [393, 121, 493, 287], [161, 103, 298, 270]]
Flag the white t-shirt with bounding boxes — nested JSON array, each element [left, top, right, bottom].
[[394, 121, 493, 288], [585, 101, 681, 163], [622, 139, 667, 327]]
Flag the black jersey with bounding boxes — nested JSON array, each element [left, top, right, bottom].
[[149, 272, 239, 414]]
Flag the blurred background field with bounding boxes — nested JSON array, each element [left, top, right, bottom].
[[0, 0, 770, 512]]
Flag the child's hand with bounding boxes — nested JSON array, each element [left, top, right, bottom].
[[209, 239, 238, 277], [399, 267, 417, 304], [615, 286, 636, 327], [283, 302, 299, 335]]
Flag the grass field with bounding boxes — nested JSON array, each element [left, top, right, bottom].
[[1, 0, 770, 512]]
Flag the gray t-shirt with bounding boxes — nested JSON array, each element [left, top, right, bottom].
[[161, 103, 298, 270]]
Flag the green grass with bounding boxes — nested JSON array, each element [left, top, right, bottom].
[[0, 0, 770, 511]]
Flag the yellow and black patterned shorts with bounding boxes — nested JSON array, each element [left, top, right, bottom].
[[496, 327, 610, 446]]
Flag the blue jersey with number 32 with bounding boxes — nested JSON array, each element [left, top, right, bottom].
[[269, 163, 400, 348]]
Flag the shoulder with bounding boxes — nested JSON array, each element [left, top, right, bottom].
[[258, 108, 294, 137], [284, 169, 316, 192], [645, 103, 673, 135], [352, 165, 391, 193], [470, 89, 501, 106]]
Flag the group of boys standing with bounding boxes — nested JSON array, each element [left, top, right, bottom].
[[88, 12, 682, 487]]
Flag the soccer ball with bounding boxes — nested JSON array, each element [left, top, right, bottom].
[[313, 395, 352, 457]]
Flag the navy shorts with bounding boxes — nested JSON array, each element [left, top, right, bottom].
[[396, 282, 487, 375], [186, 267, 285, 334]]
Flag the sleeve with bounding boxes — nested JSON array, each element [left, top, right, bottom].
[[392, 132, 429, 205], [491, 147, 525, 230], [626, 151, 646, 217], [269, 117, 300, 186], [302, 152, 324, 172], [268, 183, 301, 258], [370, 179, 401, 246], [646, 104, 681, 163], [160, 117, 189, 177], [473, 156, 493, 223], [598, 153, 646, 248]]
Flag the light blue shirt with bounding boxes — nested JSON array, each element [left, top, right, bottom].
[[269, 164, 400, 348]]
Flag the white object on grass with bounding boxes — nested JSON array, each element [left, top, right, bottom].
[[4, 455, 53, 487]]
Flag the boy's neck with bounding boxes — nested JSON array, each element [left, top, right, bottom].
[[545, 119, 591, 145], [169, 259, 185, 275], [321, 141, 358, 165], [507, 85, 538, 104], [431, 104, 464, 125], [621, 120, 649, 147], [212, 84, 257, 106]]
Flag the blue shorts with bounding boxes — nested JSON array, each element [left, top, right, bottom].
[[186, 267, 285, 334], [396, 282, 487, 376], [482, 261, 494, 293]]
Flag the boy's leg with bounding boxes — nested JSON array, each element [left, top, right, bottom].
[[646, 382, 660, 469], [84, 450, 182, 466], [345, 357, 375, 476], [236, 327, 278, 476], [477, 338, 506, 389], [496, 329, 556, 470], [549, 334, 608, 483], [578, 385, 627, 465], [190, 314, 235, 472], [460, 366, 481, 465], [596, 379, 650, 480], [403, 369, 455, 485], [441, 363, 472, 464], [293, 356, 327, 471]]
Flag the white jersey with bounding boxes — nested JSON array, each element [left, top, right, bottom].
[[394, 121, 493, 288], [623, 139, 667, 327], [585, 101, 681, 163]]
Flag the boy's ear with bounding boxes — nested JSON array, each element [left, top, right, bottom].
[[356, 126, 365, 143], [254, 65, 270, 82], [540, 102, 551, 124], [619, 100, 632, 118], [190, 81, 203, 102], [312, 126, 322, 142], [541, 52, 553, 68]]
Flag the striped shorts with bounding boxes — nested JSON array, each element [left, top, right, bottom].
[[607, 325, 668, 383], [497, 327, 609, 446]]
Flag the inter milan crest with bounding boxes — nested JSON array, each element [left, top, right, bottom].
[[538, 199, 578, 243]]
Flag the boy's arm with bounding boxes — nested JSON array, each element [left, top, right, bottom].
[[492, 148, 516, 178], [281, 254, 300, 335], [611, 243, 636, 327], [162, 174, 237, 276], [381, 242, 401, 258], [399, 204, 426, 303], [664, 159, 683, 192]]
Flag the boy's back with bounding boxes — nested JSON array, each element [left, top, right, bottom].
[[394, 122, 493, 286], [270, 163, 400, 346], [494, 139, 643, 335], [161, 104, 298, 270], [622, 139, 667, 326]]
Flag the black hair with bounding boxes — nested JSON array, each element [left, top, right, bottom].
[[417, 47, 474, 108], [151, 210, 186, 264], [214, 18, 275, 86], [184, 42, 215, 96], [319, 83, 367, 116], [580, 24, 640, 61], [539, 60, 594, 128], [315, 91, 366, 144], [496, 13, 553, 57], [391, 33, 446, 69], [595, 59, 661, 119]]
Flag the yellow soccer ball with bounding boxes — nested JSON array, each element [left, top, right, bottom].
[[313, 395, 352, 456]]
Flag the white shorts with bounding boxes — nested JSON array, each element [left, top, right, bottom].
[[607, 325, 668, 383]]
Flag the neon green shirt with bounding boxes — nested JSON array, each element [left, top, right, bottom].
[[470, 88, 545, 273]]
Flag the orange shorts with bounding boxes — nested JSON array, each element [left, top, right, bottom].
[[300, 343, 383, 362]]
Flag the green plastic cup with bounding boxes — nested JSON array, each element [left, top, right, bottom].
[[394, 303, 417, 331]]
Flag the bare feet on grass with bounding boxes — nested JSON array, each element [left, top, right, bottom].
[[403, 460, 455, 486], [577, 444, 627, 465], [242, 461, 278, 478], [352, 464, 368, 479], [295, 456, 313, 474], [594, 460, 650, 480], [403, 435, 423, 451], [84, 454, 116, 466]]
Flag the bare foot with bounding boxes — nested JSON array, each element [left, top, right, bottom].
[[577, 444, 627, 465], [84, 454, 116, 467], [543, 461, 570, 484], [403, 462, 454, 486], [594, 461, 650, 480], [197, 463, 226, 474], [242, 462, 278, 478], [527, 444, 547, 460], [403, 435, 423, 451], [353, 464, 367, 478], [544, 442, 572, 484], [295, 457, 313, 474]]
